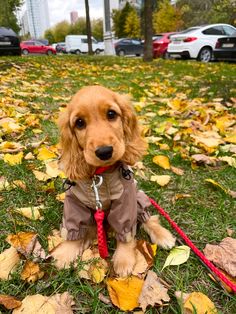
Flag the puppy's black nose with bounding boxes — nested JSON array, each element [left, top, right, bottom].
[[95, 146, 113, 160]]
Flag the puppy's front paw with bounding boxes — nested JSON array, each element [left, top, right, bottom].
[[51, 240, 84, 269], [112, 240, 136, 277], [143, 215, 176, 250]]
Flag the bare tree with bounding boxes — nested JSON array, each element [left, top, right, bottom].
[[84, 0, 93, 55], [143, 0, 153, 62]]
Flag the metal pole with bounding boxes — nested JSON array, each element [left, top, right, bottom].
[[103, 0, 115, 55]]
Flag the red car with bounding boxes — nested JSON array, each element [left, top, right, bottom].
[[20, 40, 56, 55], [153, 32, 176, 59]]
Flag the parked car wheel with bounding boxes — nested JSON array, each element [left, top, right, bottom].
[[75, 49, 81, 55], [47, 50, 53, 55], [162, 51, 170, 59], [95, 49, 101, 55], [197, 47, 212, 62], [118, 49, 125, 56], [22, 49, 29, 55]]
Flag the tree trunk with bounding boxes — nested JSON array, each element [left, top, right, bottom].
[[143, 0, 153, 62], [85, 0, 93, 55]]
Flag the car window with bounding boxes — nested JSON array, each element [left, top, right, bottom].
[[179, 27, 200, 34], [132, 40, 141, 45], [0, 27, 17, 36], [25, 41, 34, 45], [153, 35, 163, 41], [223, 25, 236, 36], [35, 41, 44, 46], [121, 39, 131, 44], [202, 26, 224, 35], [81, 38, 88, 43]]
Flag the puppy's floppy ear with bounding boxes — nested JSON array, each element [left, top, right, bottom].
[[114, 93, 147, 165], [58, 109, 93, 180]]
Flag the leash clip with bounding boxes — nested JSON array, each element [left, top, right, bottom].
[[91, 175, 103, 210]]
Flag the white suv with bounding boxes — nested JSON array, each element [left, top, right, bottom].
[[168, 24, 236, 62]]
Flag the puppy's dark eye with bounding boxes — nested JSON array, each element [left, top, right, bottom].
[[107, 110, 117, 121], [75, 118, 86, 129]]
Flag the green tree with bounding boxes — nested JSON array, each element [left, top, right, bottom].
[[112, 2, 134, 38], [91, 18, 103, 41], [210, 0, 236, 24], [44, 29, 55, 44], [52, 20, 70, 42], [69, 18, 87, 35], [0, 0, 23, 33], [124, 9, 141, 38], [153, 0, 183, 33]]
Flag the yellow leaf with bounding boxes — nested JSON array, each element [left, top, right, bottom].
[[150, 175, 171, 186], [15, 205, 44, 220], [21, 261, 44, 283], [47, 231, 64, 252], [6, 232, 37, 256], [162, 246, 190, 270], [0, 247, 20, 280], [107, 276, 144, 311], [205, 178, 228, 194], [0, 177, 10, 191], [12, 180, 27, 190], [224, 133, 236, 144], [56, 192, 65, 202], [33, 170, 51, 181], [153, 155, 170, 169], [4, 152, 23, 166], [184, 292, 217, 314], [37, 146, 56, 161]]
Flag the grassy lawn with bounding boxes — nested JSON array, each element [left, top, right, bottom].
[[0, 55, 236, 313]]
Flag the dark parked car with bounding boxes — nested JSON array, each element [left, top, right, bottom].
[[56, 42, 67, 53], [114, 38, 143, 56], [0, 27, 21, 56], [153, 32, 176, 59], [214, 32, 236, 61]]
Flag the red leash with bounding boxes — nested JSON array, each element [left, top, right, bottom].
[[149, 197, 236, 294]]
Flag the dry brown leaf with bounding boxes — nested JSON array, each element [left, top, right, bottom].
[[0, 294, 22, 310], [132, 251, 149, 276], [21, 261, 44, 283], [12, 180, 27, 190], [171, 166, 184, 175], [138, 270, 170, 311], [210, 269, 236, 293], [6, 232, 46, 260], [136, 240, 156, 268], [172, 194, 192, 203], [12, 292, 74, 314], [0, 247, 20, 280], [107, 276, 144, 311], [203, 237, 236, 277], [191, 154, 218, 166], [33, 170, 51, 181]]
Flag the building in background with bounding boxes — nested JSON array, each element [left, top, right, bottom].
[[23, 0, 50, 38], [70, 11, 79, 24], [20, 11, 30, 36]]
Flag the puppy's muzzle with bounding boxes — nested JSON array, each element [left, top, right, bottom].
[[95, 146, 113, 160]]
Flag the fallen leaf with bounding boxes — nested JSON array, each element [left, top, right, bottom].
[[15, 205, 44, 220], [0, 294, 22, 310], [45, 160, 65, 178], [12, 180, 27, 190], [205, 178, 236, 197], [209, 269, 236, 293], [24, 152, 35, 160], [33, 170, 51, 181], [218, 156, 236, 168], [162, 246, 190, 270], [107, 276, 144, 311], [37, 146, 57, 161], [56, 192, 65, 202], [226, 228, 234, 237], [12, 292, 75, 314], [0, 176, 10, 191], [47, 230, 64, 252], [171, 166, 184, 175], [184, 292, 217, 314], [139, 270, 170, 311], [191, 154, 218, 166], [0, 246, 20, 280], [150, 175, 171, 186], [203, 237, 236, 277], [153, 155, 171, 169], [3, 152, 24, 166], [78, 248, 108, 283], [224, 133, 236, 144], [172, 194, 192, 203], [21, 261, 44, 283]]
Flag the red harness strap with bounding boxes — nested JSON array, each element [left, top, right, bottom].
[[149, 197, 236, 294]]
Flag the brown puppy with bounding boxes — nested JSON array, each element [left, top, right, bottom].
[[53, 86, 175, 276]]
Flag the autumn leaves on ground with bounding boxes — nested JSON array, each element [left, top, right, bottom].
[[0, 55, 235, 313]]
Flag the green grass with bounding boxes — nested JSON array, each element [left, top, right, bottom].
[[0, 55, 236, 313]]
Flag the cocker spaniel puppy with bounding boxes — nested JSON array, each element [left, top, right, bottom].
[[53, 85, 175, 277]]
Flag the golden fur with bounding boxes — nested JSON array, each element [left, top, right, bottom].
[[54, 86, 175, 276]]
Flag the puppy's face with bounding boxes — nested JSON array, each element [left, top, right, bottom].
[[68, 87, 125, 167], [59, 85, 146, 180]]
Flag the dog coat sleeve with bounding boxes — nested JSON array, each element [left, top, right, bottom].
[[63, 188, 94, 240]]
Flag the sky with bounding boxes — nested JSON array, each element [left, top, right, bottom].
[[20, 0, 105, 27]]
